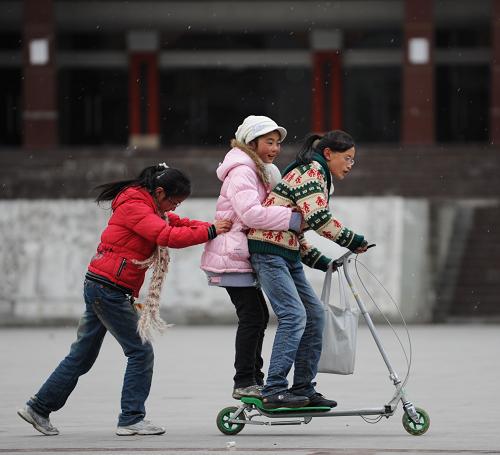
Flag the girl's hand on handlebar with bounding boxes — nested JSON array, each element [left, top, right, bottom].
[[354, 240, 369, 254], [214, 219, 232, 234], [347, 234, 367, 253]]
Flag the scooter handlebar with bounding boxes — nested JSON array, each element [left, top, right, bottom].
[[331, 244, 376, 268]]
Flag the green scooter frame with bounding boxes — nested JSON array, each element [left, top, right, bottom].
[[216, 248, 430, 436]]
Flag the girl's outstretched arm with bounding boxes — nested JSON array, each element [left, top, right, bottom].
[[120, 200, 223, 249], [166, 212, 211, 228]]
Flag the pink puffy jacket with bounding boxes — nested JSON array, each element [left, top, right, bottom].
[[200, 147, 292, 273]]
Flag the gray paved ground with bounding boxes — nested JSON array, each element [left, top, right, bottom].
[[1, 324, 499, 455]]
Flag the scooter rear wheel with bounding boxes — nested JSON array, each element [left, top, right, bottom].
[[402, 406, 430, 435], [216, 406, 246, 435]]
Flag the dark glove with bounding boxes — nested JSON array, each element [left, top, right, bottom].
[[348, 233, 365, 252]]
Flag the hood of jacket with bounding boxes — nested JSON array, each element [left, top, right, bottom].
[[216, 147, 258, 182]]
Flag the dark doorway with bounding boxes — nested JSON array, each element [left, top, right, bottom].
[[59, 69, 128, 145]]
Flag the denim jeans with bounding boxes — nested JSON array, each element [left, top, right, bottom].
[[251, 253, 325, 398], [225, 287, 269, 388], [28, 279, 154, 427]]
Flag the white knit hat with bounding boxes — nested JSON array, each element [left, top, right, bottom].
[[235, 115, 287, 144]]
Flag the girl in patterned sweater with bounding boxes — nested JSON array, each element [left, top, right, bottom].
[[248, 130, 369, 409]]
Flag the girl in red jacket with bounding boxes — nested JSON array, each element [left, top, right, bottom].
[[17, 164, 231, 437]]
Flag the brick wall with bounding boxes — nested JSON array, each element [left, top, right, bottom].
[[1, 144, 499, 199]]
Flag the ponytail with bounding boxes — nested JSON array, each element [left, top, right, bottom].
[[295, 130, 355, 164], [296, 134, 322, 165], [94, 164, 191, 203]]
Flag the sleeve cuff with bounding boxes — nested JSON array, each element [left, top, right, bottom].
[[347, 233, 365, 252], [208, 224, 217, 240], [315, 255, 332, 271]]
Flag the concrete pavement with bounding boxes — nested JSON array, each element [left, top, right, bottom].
[[1, 324, 499, 455]]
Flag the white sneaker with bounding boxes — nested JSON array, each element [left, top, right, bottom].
[[17, 405, 59, 436], [116, 419, 165, 436]]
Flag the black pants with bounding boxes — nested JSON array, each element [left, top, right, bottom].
[[225, 287, 269, 388]]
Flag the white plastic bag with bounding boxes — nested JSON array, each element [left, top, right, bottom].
[[317, 264, 359, 375]]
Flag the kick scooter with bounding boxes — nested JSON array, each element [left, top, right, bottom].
[[216, 247, 430, 436]]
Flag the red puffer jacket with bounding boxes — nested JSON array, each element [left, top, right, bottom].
[[88, 186, 214, 296]]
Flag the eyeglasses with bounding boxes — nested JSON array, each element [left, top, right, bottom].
[[167, 197, 182, 208], [344, 156, 355, 166]]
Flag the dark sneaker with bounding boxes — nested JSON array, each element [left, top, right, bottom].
[[17, 405, 59, 436], [232, 384, 263, 400], [116, 419, 165, 436], [262, 391, 310, 409], [307, 392, 337, 408]]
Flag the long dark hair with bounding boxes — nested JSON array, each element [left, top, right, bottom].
[[296, 130, 355, 164], [94, 165, 191, 203]]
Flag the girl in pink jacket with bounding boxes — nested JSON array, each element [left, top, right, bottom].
[[201, 115, 301, 400]]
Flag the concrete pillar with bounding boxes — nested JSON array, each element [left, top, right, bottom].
[[402, 0, 435, 145], [128, 31, 160, 149], [22, 0, 58, 149], [491, 0, 500, 145], [311, 30, 343, 133]]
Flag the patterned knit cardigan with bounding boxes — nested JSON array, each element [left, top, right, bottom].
[[247, 154, 364, 271]]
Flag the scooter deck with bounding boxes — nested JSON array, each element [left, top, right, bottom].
[[241, 396, 331, 413]]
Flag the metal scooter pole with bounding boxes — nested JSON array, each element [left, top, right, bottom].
[[336, 249, 400, 383], [336, 247, 418, 421]]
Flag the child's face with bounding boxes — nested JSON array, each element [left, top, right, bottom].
[[154, 187, 186, 213], [324, 146, 356, 180], [253, 131, 282, 163]]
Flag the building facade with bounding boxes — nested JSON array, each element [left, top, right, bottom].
[[0, 0, 498, 148], [0, 0, 499, 323]]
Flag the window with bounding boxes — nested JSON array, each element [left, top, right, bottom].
[[59, 69, 128, 145], [344, 29, 402, 49], [0, 69, 21, 146], [343, 67, 401, 142], [159, 68, 311, 145], [162, 31, 309, 50], [436, 27, 490, 48], [436, 65, 489, 143]]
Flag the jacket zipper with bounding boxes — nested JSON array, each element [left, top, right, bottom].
[[116, 258, 127, 277]]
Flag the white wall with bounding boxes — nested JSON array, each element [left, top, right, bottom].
[[0, 197, 430, 324]]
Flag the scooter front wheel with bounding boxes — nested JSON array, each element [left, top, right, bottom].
[[402, 406, 430, 435], [216, 406, 246, 435]]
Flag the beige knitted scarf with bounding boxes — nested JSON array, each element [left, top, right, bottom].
[[133, 246, 170, 344], [133, 207, 172, 343]]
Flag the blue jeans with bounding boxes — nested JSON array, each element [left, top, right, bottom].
[[250, 253, 325, 398], [28, 279, 154, 426]]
